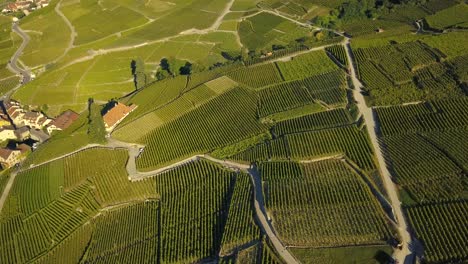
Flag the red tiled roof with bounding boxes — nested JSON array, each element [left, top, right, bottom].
[[17, 144, 31, 153], [0, 148, 12, 160], [103, 103, 134, 128], [50, 110, 79, 130]]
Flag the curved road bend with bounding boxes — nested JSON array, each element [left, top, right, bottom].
[[343, 38, 413, 264], [0, 136, 299, 263], [7, 23, 31, 86]]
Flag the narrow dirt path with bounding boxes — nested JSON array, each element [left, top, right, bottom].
[[0, 171, 17, 214], [343, 38, 413, 264], [54, 0, 76, 63]]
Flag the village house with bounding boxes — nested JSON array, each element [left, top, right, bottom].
[[103, 102, 136, 132], [0, 113, 11, 127], [0, 148, 22, 168], [0, 144, 30, 168], [3, 100, 52, 130], [2, 0, 48, 13], [30, 129, 50, 143], [20, 111, 51, 129], [15, 126, 30, 141], [0, 126, 17, 142], [46, 110, 79, 134]]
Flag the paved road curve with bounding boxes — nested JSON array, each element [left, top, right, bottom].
[[7, 23, 31, 86], [0, 137, 299, 263], [343, 38, 413, 264]]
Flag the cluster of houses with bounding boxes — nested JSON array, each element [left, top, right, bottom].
[[0, 99, 135, 169], [1, 0, 49, 14], [0, 100, 78, 169]]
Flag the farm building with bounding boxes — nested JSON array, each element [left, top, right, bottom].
[[0, 148, 22, 168], [14, 126, 30, 141], [103, 102, 136, 131], [46, 110, 79, 134], [0, 127, 16, 142]]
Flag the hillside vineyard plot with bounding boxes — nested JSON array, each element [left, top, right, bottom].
[[376, 99, 468, 263], [260, 160, 392, 247], [1, 1, 468, 263], [231, 125, 375, 172], [136, 87, 268, 171]]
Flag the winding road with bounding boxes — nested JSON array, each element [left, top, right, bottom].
[[6, 23, 31, 89], [0, 7, 417, 263], [0, 137, 299, 263], [343, 38, 413, 264]]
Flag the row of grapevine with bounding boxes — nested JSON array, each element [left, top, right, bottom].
[[353, 41, 466, 105], [136, 88, 268, 171], [11, 164, 63, 216], [422, 128, 468, 171], [375, 99, 468, 136], [383, 133, 464, 202], [231, 125, 375, 171], [407, 201, 468, 263], [244, 46, 309, 66], [276, 50, 339, 81], [260, 160, 391, 247], [86, 200, 159, 262], [154, 160, 235, 263], [425, 4, 468, 30], [220, 173, 261, 255], [301, 70, 347, 106], [274, 108, 352, 136], [118, 76, 187, 128], [34, 224, 92, 264], [257, 80, 315, 117], [227, 63, 283, 88], [185, 63, 241, 91], [325, 45, 348, 66], [114, 84, 220, 142], [448, 54, 468, 81]]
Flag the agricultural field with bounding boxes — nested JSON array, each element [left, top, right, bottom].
[[0, 153, 262, 263], [0, 15, 18, 80], [354, 40, 466, 105], [260, 160, 392, 247], [425, 3, 468, 30], [376, 99, 468, 263], [276, 50, 339, 81], [135, 87, 268, 171], [1, 1, 467, 262], [152, 160, 260, 262], [238, 12, 310, 51], [12, 30, 243, 115], [18, 2, 71, 67], [60, 0, 149, 45], [230, 124, 375, 172], [291, 245, 393, 264]]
